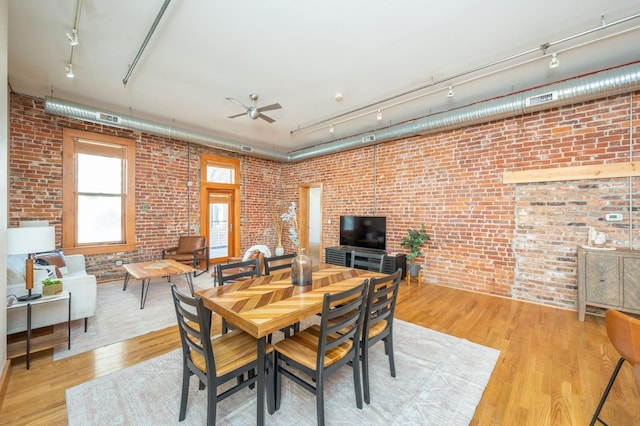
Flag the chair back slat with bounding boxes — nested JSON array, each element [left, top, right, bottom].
[[216, 257, 261, 285], [264, 253, 297, 274]]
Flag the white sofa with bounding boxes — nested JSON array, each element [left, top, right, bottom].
[[6, 253, 97, 334]]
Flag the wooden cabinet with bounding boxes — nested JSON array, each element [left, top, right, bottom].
[[325, 246, 406, 278], [577, 247, 640, 321]]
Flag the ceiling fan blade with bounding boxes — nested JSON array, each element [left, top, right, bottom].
[[259, 113, 275, 124], [227, 112, 247, 119], [257, 103, 282, 113], [226, 97, 250, 110]]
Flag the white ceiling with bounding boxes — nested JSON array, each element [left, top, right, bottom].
[[8, 1, 640, 154]]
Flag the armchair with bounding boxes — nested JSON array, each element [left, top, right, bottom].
[[162, 235, 209, 277]]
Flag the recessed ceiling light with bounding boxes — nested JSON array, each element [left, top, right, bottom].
[[334, 93, 344, 102]]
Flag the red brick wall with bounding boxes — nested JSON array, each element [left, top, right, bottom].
[[8, 94, 281, 282], [9, 91, 640, 311]]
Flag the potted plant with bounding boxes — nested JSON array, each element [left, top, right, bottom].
[[42, 277, 63, 296], [400, 224, 431, 276]]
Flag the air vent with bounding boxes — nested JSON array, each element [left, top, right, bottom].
[[95, 112, 121, 124], [525, 91, 558, 107], [240, 145, 252, 152], [362, 135, 376, 143]]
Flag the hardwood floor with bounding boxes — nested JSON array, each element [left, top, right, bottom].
[[1, 282, 639, 425]]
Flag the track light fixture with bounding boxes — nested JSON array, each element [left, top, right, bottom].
[[376, 110, 382, 121], [329, 125, 334, 134], [66, 64, 75, 78], [549, 53, 560, 69], [447, 86, 454, 98], [66, 28, 79, 46]]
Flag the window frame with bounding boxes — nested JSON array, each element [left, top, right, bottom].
[[62, 128, 136, 255]]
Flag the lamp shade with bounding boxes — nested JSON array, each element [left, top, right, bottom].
[[7, 226, 56, 255]]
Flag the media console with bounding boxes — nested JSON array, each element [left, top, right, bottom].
[[325, 246, 406, 278]]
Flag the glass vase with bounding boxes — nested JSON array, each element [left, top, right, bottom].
[[291, 248, 312, 286]]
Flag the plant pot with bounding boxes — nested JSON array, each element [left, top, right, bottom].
[[407, 263, 420, 277], [42, 283, 63, 296]]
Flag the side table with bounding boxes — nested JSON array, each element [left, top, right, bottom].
[[7, 291, 71, 369]]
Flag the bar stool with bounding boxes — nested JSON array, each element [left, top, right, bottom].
[[406, 268, 422, 287]]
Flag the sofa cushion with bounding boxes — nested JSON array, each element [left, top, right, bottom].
[[35, 251, 67, 278]]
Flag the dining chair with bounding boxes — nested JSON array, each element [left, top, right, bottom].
[[350, 250, 386, 273], [264, 252, 296, 275], [590, 309, 640, 426], [170, 284, 274, 426], [360, 268, 402, 404], [216, 257, 261, 333], [272, 279, 369, 426]]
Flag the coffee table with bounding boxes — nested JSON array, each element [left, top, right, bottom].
[[122, 259, 197, 309]]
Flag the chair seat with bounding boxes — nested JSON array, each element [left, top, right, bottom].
[[166, 253, 200, 262], [191, 329, 272, 377], [273, 325, 354, 371], [366, 320, 388, 339]]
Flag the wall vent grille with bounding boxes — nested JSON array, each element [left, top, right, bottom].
[[525, 91, 558, 107], [95, 112, 121, 124]]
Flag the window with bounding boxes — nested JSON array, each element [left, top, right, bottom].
[[62, 128, 136, 254]]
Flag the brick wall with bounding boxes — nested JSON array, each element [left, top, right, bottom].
[[9, 91, 640, 311]]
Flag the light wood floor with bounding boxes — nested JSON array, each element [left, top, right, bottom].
[[1, 282, 639, 425]]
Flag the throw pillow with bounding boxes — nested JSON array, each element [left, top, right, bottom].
[[35, 251, 66, 278]]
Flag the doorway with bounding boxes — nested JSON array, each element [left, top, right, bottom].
[[206, 190, 235, 262], [299, 183, 323, 265]]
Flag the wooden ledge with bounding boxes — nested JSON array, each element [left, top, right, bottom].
[[503, 161, 640, 184]]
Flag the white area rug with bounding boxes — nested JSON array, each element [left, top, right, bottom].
[[66, 320, 500, 425], [54, 273, 211, 360]]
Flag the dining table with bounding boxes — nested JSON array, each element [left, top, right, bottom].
[[195, 263, 385, 426]]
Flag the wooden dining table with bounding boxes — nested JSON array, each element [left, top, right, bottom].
[[195, 263, 385, 426]]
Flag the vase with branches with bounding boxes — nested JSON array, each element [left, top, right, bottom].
[[271, 201, 286, 255]]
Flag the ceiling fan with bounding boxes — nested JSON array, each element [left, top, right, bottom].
[[226, 93, 282, 123]]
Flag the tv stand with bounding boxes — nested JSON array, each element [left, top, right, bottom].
[[325, 246, 406, 278]]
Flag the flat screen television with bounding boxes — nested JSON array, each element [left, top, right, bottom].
[[339, 215, 386, 251]]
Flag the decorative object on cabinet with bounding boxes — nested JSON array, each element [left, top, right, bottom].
[[576, 247, 640, 321]]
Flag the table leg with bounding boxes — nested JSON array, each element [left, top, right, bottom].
[[257, 336, 266, 426], [26, 303, 32, 370], [140, 279, 150, 309], [123, 272, 130, 291], [68, 292, 72, 349], [184, 273, 194, 296]]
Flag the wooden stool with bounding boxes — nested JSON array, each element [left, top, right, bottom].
[[406, 269, 422, 287]]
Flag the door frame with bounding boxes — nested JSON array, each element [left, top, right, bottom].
[[200, 155, 241, 265]]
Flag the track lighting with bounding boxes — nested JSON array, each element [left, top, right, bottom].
[[549, 53, 560, 69], [66, 64, 75, 78], [447, 86, 454, 98], [329, 125, 334, 134], [376, 110, 382, 121], [66, 29, 79, 46]]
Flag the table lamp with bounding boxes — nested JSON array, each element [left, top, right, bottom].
[[7, 226, 56, 301]]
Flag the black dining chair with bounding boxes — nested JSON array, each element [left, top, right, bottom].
[[360, 268, 402, 404], [272, 279, 369, 426], [170, 284, 274, 426]]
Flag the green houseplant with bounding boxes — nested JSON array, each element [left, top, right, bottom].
[[400, 224, 431, 275], [42, 277, 63, 296]]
